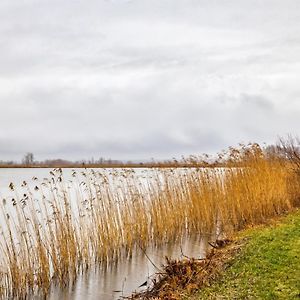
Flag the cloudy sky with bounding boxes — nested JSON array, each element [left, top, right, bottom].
[[0, 0, 299, 161]]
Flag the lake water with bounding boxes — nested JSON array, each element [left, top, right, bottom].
[[0, 168, 212, 300]]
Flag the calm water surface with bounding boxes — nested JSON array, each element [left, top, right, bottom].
[[0, 168, 211, 300]]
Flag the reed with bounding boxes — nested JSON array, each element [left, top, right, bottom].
[[0, 143, 299, 298]]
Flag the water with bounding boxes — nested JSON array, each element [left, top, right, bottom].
[[47, 235, 209, 300], [0, 168, 211, 300]]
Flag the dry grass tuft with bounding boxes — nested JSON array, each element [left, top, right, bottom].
[[0, 143, 299, 298], [127, 239, 244, 300]]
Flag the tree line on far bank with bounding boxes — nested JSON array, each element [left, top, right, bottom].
[[0, 136, 299, 169]]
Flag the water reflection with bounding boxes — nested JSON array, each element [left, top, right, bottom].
[[0, 168, 213, 300], [48, 234, 211, 300]]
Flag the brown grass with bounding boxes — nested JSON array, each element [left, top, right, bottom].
[[0, 143, 299, 298], [127, 239, 243, 300]]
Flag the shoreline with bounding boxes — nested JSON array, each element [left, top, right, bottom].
[[129, 209, 300, 299]]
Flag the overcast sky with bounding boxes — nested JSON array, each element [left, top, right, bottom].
[[0, 0, 299, 161]]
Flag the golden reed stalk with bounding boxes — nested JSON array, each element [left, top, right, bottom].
[[0, 144, 299, 298]]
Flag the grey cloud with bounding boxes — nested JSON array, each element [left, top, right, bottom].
[[0, 0, 300, 162], [238, 95, 275, 111]]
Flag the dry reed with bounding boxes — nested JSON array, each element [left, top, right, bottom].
[[0, 143, 299, 298]]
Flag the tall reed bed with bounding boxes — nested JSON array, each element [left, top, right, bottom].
[[0, 144, 299, 298]]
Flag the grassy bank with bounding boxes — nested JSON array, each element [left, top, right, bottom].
[[190, 209, 300, 299], [0, 143, 299, 298]]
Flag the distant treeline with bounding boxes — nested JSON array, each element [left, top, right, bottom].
[[0, 159, 216, 169], [0, 154, 223, 168], [0, 137, 299, 168]]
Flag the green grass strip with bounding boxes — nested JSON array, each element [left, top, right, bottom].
[[194, 210, 300, 299]]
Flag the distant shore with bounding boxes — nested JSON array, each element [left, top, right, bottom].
[[0, 163, 219, 169]]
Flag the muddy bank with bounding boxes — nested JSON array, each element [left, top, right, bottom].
[[127, 238, 243, 300]]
